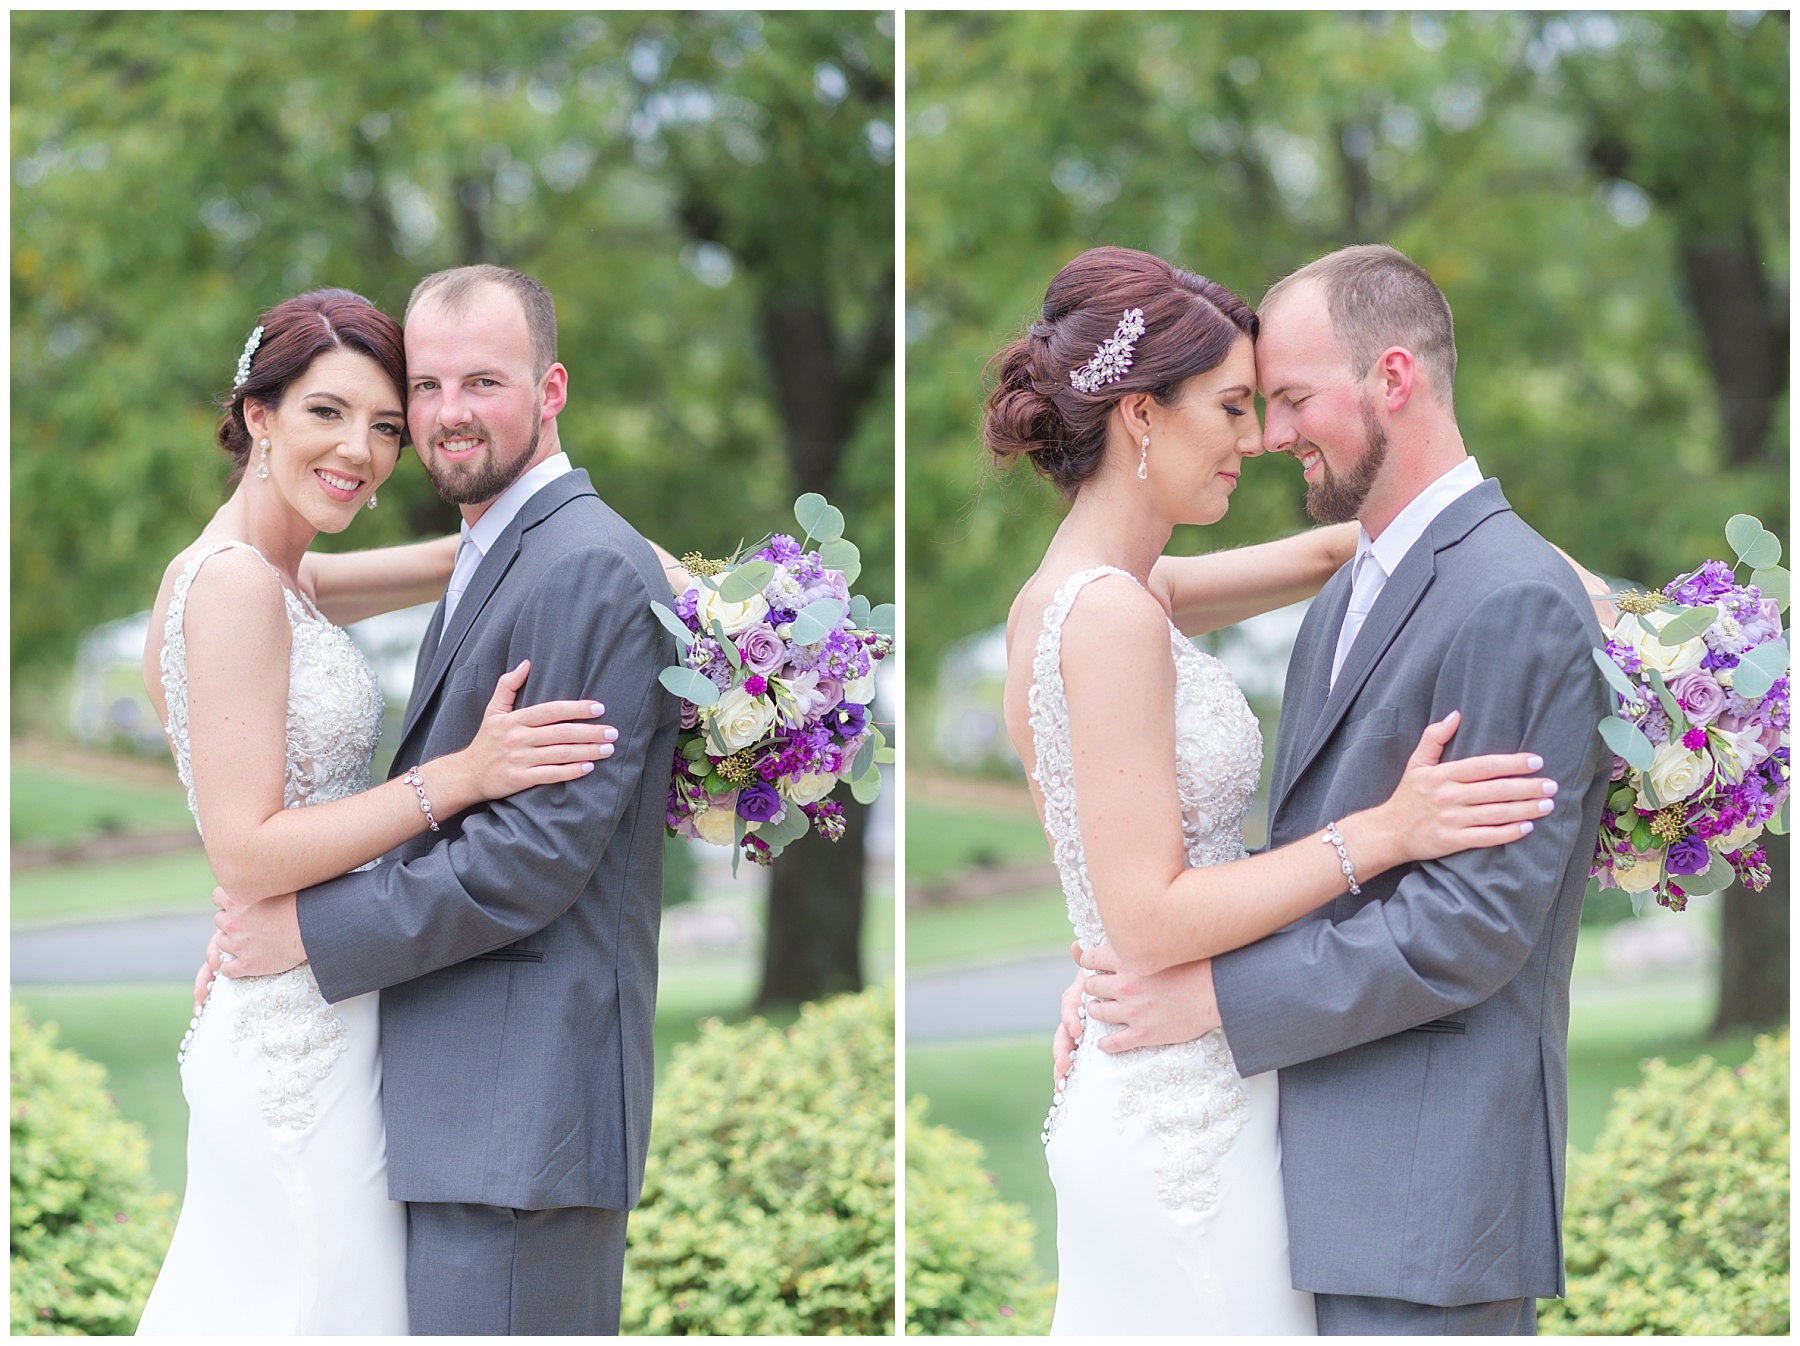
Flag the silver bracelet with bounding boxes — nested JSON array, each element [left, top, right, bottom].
[[404, 765, 440, 832], [1321, 821, 1361, 895]]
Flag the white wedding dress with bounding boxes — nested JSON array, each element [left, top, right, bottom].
[[137, 541, 409, 1336], [1032, 567, 1316, 1335]]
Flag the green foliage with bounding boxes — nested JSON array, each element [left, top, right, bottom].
[[905, 1096, 1055, 1335], [1540, 1028, 1789, 1336], [12, 11, 892, 674], [905, 11, 1788, 706], [621, 984, 895, 1335], [10, 1004, 177, 1336]]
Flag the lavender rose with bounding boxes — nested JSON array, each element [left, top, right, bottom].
[[736, 781, 784, 824], [736, 622, 786, 676], [1664, 835, 1713, 876], [1669, 669, 1726, 726]]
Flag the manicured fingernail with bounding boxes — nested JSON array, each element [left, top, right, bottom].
[[1520, 820, 1534, 834], [1538, 798, 1555, 813], [581, 761, 595, 773], [1527, 755, 1544, 770], [603, 727, 618, 742], [1543, 780, 1558, 795], [591, 703, 604, 716], [598, 745, 614, 758]]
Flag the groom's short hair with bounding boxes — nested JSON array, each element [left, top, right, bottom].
[[406, 264, 558, 380], [1263, 244, 1456, 409]]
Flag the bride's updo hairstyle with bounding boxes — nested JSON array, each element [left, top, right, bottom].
[[984, 247, 1258, 498], [217, 288, 408, 484]]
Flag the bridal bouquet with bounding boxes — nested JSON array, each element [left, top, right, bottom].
[[1592, 514, 1790, 911], [654, 494, 895, 869]]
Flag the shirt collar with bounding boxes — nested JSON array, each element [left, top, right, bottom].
[[1361, 456, 1484, 578], [463, 451, 573, 558]]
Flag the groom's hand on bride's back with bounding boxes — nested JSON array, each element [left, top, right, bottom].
[[1078, 942, 1223, 1053], [211, 885, 306, 979]]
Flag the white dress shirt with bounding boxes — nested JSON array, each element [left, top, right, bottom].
[[1329, 456, 1485, 691], [442, 451, 573, 626]]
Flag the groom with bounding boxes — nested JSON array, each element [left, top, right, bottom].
[[1070, 245, 1607, 1334], [211, 265, 679, 1334]]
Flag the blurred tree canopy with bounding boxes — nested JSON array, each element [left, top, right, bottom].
[[12, 9, 893, 676], [905, 10, 1787, 702], [13, 9, 894, 1006]]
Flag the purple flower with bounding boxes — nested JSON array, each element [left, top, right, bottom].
[[1669, 670, 1726, 727], [1665, 835, 1713, 876], [735, 622, 786, 676], [680, 699, 700, 730], [674, 588, 701, 628], [744, 673, 768, 697], [1665, 559, 1738, 607], [1680, 726, 1708, 751], [1604, 639, 1642, 677], [827, 701, 868, 740], [736, 781, 783, 824]]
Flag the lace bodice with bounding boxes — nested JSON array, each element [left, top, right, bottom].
[[161, 540, 384, 1130], [1029, 565, 1264, 1211]]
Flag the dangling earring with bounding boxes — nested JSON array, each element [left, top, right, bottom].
[[256, 438, 270, 481], [366, 493, 378, 511], [1138, 434, 1150, 481]]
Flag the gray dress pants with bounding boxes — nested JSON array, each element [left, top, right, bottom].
[[405, 1202, 629, 1335], [1315, 1293, 1538, 1336]]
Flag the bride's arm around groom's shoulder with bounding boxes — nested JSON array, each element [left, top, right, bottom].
[[1149, 522, 1358, 634]]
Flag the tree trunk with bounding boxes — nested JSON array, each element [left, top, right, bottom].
[[1677, 222, 1788, 471], [1712, 830, 1789, 1034], [756, 798, 867, 1008]]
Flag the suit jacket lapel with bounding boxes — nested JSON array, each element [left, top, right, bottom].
[[1269, 564, 1352, 816], [397, 470, 601, 748], [1281, 478, 1516, 798]]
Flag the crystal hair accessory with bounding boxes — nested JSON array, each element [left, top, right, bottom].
[[1069, 307, 1146, 394], [233, 325, 265, 389]]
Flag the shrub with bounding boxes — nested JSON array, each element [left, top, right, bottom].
[[905, 1096, 1055, 1335], [11, 1003, 176, 1336], [622, 984, 895, 1334], [1540, 1029, 1788, 1335]]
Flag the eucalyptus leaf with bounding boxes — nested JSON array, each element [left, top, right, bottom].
[[850, 771, 882, 805], [848, 595, 872, 628], [793, 492, 845, 543], [1591, 647, 1642, 707], [709, 618, 743, 670], [1769, 800, 1789, 836], [1644, 667, 1686, 728], [874, 745, 896, 763], [659, 666, 721, 707], [1743, 529, 1783, 570], [1751, 565, 1789, 613], [650, 601, 694, 648], [868, 603, 896, 638], [1629, 890, 1644, 917], [851, 735, 875, 779], [1599, 715, 1655, 772], [698, 573, 720, 592], [819, 537, 861, 585], [1725, 513, 1765, 558], [1647, 605, 1716, 646], [718, 560, 776, 602], [1673, 854, 1735, 896], [757, 805, 812, 854], [789, 597, 847, 646], [1731, 638, 1788, 701]]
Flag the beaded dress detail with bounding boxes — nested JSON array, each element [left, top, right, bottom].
[[160, 541, 383, 1130], [1030, 566, 1263, 1212]]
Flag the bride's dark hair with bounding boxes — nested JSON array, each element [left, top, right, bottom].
[[217, 288, 409, 485], [984, 247, 1258, 497]]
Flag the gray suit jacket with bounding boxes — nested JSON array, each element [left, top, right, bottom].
[[297, 469, 679, 1212], [1212, 479, 1607, 1307]]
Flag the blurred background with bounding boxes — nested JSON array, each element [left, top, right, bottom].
[[12, 11, 896, 1332], [902, 11, 1786, 1330]]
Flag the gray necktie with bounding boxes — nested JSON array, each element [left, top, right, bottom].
[[1329, 549, 1387, 692], [443, 535, 481, 626]]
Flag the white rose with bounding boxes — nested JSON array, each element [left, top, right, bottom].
[[1615, 849, 1666, 893], [712, 684, 778, 753], [1637, 741, 1712, 809], [694, 585, 771, 637], [1614, 610, 1706, 679], [1717, 820, 1766, 853], [779, 770, 839, 805], [842, 670, 877, 705], [693, 804, 748, 846]]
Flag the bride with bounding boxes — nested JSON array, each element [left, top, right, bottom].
[[134, 290, 635, 1334], [989, 248, 1563, 1334]]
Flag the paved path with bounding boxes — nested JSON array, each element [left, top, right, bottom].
[[13, 912, 214, 983], [906, 952, 1071, 1041]]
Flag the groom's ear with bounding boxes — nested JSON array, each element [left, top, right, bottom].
[[538, 362, 569, 421], [1370, 346, 1417, 413]]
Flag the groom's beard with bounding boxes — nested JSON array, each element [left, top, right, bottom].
[[1303, 395, 1389, 524], [422, 412, 542, 507]]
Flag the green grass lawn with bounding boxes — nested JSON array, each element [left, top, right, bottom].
[[906, 800, 1048, 888], [11, 762, 193, 846], [12, 848, 220, 927], [906, 889, 1069, 970], [908, 984, 1765, 1278]]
